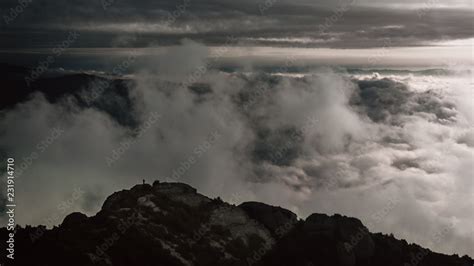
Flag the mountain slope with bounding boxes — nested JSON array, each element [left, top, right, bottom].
[[1, 181, 472, 266]]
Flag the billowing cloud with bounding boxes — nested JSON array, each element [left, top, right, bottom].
[[0, 41, 472, 258]]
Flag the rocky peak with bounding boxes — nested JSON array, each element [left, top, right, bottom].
[[239, 201, 298, 237], [1, 181, 472, 266], [62, 212, 88, 229]]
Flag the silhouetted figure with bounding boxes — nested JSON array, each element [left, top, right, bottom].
[[142, 179, 145, 185]]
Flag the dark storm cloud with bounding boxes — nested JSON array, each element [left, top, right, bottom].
[[0, 0, 472, 48]]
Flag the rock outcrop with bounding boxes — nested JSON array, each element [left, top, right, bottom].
[[0, 181, 472, 266]]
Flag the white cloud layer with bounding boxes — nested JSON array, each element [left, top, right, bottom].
[[0, 41, 472, 257]]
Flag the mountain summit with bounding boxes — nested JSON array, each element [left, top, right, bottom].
[[1, 181, 472, 266]]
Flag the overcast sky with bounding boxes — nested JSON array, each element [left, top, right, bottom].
[[0, 0, 472, 49]]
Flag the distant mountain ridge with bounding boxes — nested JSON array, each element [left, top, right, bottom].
[[1, 181, 472, 266]]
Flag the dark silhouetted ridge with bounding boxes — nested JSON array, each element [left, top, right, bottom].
[[0, 181, 472, 266]]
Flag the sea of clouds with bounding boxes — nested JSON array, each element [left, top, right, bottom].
[[0, 41, 472, 256]]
